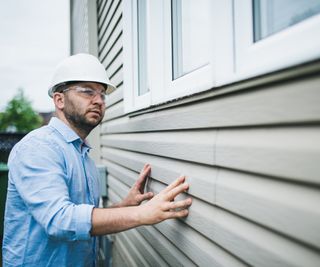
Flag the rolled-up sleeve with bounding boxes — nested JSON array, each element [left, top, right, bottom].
[[8, 140, 94, 241], [75, 204, 94, 240]]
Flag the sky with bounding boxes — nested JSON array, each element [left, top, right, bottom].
[[0, 0, 70, 112]]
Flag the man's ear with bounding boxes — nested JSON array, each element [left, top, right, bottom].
[[53, 92, 65, 110]]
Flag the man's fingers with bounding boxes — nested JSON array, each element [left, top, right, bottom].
[[166, 198, 192, 211], [135, 164, 151, 189], [166, 209, 189, 219], [138, 164, 151, 181], [165, 182, 189, 201], [163, 175, 185, 193]]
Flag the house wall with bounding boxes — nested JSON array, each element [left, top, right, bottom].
[[73, 0, 320, 266]]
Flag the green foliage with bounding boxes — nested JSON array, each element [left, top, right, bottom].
[[0, 89, 43, 133]]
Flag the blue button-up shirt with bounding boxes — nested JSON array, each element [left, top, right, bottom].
[[2, 117, 100, 267]]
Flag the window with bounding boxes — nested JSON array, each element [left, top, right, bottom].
[[253, 0, 320, 41], [123, 0, 320, 112], [161, 0, 217, 101], [136, 0, 149, 96], [234, 0, 320, 79], [171, 0, 211, 79], [123, 0, 150, 112]]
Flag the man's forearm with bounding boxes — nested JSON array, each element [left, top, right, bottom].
[[107, 199, 128, 208], [90, 206, 142, 236]]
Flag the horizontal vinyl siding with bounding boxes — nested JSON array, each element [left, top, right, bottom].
[[106, 84, 123, 107], [102, 147, 320, 249], [101, 126, 320, 183], [107, 171, 248, 267], [98, 0, 123, 88], [103, 100, 124, 122], [103, 75, 320, 133], [97, 1, 320, 266]]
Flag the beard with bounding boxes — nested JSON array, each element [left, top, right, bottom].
[[63, 97, 104, 136]]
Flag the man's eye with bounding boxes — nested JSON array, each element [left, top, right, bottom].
[[82, 89, 95, 96]]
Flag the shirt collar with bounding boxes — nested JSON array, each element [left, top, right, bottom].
[[49, 117, 92, 152]]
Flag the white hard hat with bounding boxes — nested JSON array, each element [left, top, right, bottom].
[[48, 53, 116, 97]]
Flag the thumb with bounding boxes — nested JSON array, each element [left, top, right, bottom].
[[137, 192, 154, 203]]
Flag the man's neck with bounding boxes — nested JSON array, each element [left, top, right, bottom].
[[56, 113, 90, 141]]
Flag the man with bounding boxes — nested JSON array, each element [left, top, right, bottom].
[[2, 54, 192, 266]]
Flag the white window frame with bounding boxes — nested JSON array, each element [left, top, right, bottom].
[[123, 0, 151, 113], [124, 0, 234, 112], [123, 0, 320, 113], [233, 0, 320, 80], [151, 0, 234, 105], [162, 0, 234, 102], [162, 0, 215, 102]]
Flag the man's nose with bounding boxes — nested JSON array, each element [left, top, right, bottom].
[[92, 92, 105, 105]]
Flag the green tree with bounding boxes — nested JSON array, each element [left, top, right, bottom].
[[0, 89, 43, 132]]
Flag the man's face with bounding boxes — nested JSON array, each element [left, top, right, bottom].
[[62, 82, 106, 133]]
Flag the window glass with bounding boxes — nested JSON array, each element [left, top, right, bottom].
[[171, 0, 211, 80], [137, 0, 149, 96], [253, 0, 320, 41]]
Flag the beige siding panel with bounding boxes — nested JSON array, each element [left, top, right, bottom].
[[113, 231, 139, 267], [103, 75, 320, 134], [97, 1, 111, 31], [116, 233, 148, 266], [109, 168, 310, 267], [136, 226, 197, 267], [101, 153, 218, 204], [98, 0, 120, 37], [215, 127, 320, 183], [109, 166, 319, 266], [113, 238, 136, 267], [98, 2, 122, 59], [104, 161, 136, 187], [109, 66, 123, 87], [108, 175, 129, 198], [216, 169, 320, 249], [155, 220, 248, 267], [112, 247, 128, 267], [101, 131, 216, 165], [101, 149, 320, 250], [102, 37, 123, 72], [106, 51, 123, 78], [97, 0, 109, 19], [109, 185, 197, 266], [103, 100, 124, 122], [108, 189, 122, 208], [108, 189, 168, 266], [125, 229, 168, 267], [148, 179, 320, 267], [101, 127, 320, 184], [97, 0, 103, 14], [100, 24, 122, 64], [105, 84, 123, 107], [108, 185, 247, 267]]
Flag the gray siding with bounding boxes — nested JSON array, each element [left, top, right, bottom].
[[95, 1, 320, 266], [97, 0, 123, 89]]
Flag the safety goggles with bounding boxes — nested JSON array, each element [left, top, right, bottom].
[[62, 86, 107, 101]]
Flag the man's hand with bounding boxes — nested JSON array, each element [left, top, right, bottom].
[[121, 164, 154, 207], [91, 175, 192, 236], [138, 175, 192, 225]]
